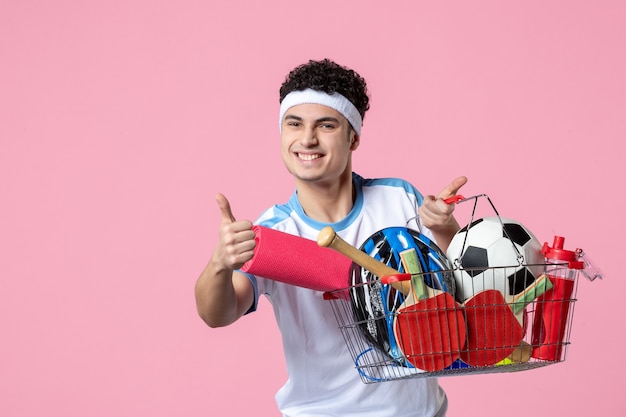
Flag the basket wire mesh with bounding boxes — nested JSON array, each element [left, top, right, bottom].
[[324, 266, 578, 383], [323, 194, 581, 383]]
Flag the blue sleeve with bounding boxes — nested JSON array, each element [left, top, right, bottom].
[[238, 270, 259, 315]]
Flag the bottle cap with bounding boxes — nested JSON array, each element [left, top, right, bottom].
[[542, 236, 584, 269]]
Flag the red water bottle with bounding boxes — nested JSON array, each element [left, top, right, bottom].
[[531, 236, 584, 361]]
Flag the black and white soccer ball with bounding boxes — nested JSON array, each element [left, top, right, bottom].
[[446, 216, 544, 303]]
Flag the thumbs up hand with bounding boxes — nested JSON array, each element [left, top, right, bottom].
[[212, 193, 256, 271]]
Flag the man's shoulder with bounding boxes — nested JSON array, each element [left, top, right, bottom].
[[354, 173, 421, 199], [255, 203, 295, 230]]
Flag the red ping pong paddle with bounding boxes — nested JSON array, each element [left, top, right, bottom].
[[390, 248, 465, 371], [461, 289, 524, 367], [496, 274, 552, 364]]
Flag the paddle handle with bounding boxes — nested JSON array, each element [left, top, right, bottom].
[[507, 341, 532, 364], [318, 226, 411, 295]]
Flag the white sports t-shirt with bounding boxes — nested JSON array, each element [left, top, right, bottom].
[[242, 173, 448, 417]]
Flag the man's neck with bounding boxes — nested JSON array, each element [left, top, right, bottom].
[[295, 172, 355, 224]]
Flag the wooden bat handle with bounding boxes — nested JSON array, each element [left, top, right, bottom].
[[318, 226, 411, 295]]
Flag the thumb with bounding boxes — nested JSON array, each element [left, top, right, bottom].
[[216, 193, 236, 223], [436, 176, 468, 200]]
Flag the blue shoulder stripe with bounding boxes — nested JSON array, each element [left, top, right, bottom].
[[360, 176, 424, 205]]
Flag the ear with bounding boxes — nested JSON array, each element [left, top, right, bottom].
[[350, 133, 360, 151]]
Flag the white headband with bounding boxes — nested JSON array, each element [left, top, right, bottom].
[[279, 88, 363, 135]]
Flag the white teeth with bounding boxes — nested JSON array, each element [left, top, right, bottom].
[[298, 153, 321, 161]]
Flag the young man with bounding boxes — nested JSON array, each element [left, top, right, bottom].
[[195, 59, 467, 416]]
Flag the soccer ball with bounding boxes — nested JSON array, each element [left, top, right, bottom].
[[446, 217, 544, 303], [350, 227, 455, 362]]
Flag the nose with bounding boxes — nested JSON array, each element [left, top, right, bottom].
[[299, 126, 318, 146]]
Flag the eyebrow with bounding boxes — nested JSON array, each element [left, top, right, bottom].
[[283, 114, 342, 124]]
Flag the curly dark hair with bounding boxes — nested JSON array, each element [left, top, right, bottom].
[[279, 59, 370, 120]]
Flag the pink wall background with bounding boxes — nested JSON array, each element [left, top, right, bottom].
[[1, 1, 624, 415]]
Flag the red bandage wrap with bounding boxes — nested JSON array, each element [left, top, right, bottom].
[[241, 225, 353, 292]]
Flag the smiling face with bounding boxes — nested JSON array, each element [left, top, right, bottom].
[[280, 103, 359, 187]]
